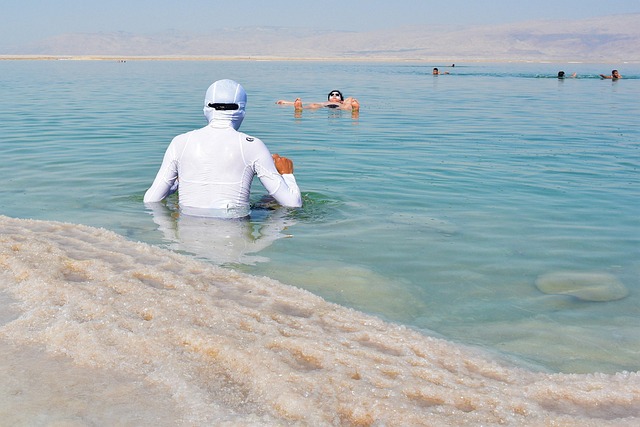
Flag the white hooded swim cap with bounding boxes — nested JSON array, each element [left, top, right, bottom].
[[203, 79, 247, 130]]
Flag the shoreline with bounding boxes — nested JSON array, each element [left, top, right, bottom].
[[1, 54, 637, 64]]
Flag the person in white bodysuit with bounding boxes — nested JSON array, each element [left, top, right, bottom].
[[144, 79, 302, 218]]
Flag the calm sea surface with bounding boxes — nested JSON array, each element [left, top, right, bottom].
[[1, 60, 639, 425]]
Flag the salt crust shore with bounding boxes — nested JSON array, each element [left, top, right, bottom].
[[1, 215, 640, 425], [3, 54, 636, 63], [0, 54, 494, 62]]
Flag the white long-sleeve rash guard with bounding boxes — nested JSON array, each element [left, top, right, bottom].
[[145, 80, 301, 218], [143, 124, 302, 218]]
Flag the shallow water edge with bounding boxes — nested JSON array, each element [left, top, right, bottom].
[[1, 215, 638, 425]]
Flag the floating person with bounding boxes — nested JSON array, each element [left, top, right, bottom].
[[557, 71, 577, 79], [432, 67, 449, 75], [276, 90, 360, 112], [144, 79, 302, 218], [599, 70, 621, 79]]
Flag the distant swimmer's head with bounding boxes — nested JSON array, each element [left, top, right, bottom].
[[203, 79, 247, 129], [558, 71, 565, 78], [328, 90, 343, 102]]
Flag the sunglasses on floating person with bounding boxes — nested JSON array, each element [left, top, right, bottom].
[[329, 93, 341, 97]]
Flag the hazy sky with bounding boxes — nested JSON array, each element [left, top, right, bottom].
[[2, 0, 639, 49]]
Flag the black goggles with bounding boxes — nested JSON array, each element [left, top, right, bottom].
[[208, 103, 239, 110]]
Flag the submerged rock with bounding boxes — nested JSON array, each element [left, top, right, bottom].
[[535, 271, 629, 302]]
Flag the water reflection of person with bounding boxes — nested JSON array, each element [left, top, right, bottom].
[[146, 199, 297, 265]]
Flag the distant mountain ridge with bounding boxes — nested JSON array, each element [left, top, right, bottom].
[[8, 13, 640, 62]]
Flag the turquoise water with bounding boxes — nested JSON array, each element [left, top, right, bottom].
[[2, 60, 639, 375], [2, 60, 639, 424]]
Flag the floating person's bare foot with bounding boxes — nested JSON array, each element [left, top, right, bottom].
[[294, 98, 303, 111], [351, 98, 360, 111]]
